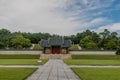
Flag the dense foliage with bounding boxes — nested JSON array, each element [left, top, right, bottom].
[[116, 48, 120, 55], [9, 35, 32, 49], [0, 28, 120, 50]]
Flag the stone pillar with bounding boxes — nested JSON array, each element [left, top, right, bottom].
[[50, 48, 52, 54]]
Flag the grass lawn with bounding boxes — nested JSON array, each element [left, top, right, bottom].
[[0, 54, 48, 65], [72, 54, 120, 60], [64, 59, 120, 65], [0, 59, 38, 65], [0, 59, 48, 65], [72, 68, 120, 80], [0, 68, 36, 80]]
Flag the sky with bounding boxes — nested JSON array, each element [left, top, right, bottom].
[[0, 0, 120, 35]]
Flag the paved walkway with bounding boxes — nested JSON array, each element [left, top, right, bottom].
[[26, 59, 80, 80]]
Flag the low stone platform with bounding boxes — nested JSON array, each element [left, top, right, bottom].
[[40, 54, 72, 59], [26, 59, 80, 80]]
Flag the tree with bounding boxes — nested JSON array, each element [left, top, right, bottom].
[[105, 39, 118, 50], [80, 36, 98, 50], [10, 35, 32, 49], [80, 36, 92, 48], [110, 32, 118, 39], [86, 42, 98, 50], [99, 29, 111, 48], [0, 28, 10, 35], [0, 29, 11, 48], [0, 42, 5, 49]]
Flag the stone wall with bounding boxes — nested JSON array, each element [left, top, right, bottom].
[[70, 51, 116, 55], [0, 50, 41, 54], [0, 50, 116, 55]]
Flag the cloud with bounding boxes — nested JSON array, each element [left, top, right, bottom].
[[95, 23, 120, 32], [0, 0, 76, 35], [0, 0, 119, 35]]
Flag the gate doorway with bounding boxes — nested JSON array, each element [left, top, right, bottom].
[[52, 46, 61, 54]]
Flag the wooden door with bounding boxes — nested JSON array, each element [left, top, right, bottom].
[[52, 46, 61, 54]]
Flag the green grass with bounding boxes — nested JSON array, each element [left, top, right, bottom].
[[0, 54, 48, 65], [64, 59, 120, 65], [33, 44, 43, 50], [72, 68, 120, 80], [0, 54, 40, 59], [0, 68, 36, 80], [0, 59, 48, 65], [65, 55, 120, 65], [72, 54, 120, 60], [41, 59, 48, 65], [69, 44, 79, 50], [0, 59, 38, 65]]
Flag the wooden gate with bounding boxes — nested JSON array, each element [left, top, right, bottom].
[[52, 46, 61, 54]]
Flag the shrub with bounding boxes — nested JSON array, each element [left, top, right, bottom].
[[10, 35, 32, 49], [86, 42, 98, 50], [69, 44, 79, 50], [33, 44, 43, 50]]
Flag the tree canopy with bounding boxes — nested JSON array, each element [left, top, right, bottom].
[[9, 35, 32, 49], [0, 28, 119, 50]]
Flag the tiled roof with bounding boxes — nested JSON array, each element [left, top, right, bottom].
[[39, 39, 50, 48], [39, 38, 72, 48], [48, 38, 64, 46], [62, 40, 72, 48]]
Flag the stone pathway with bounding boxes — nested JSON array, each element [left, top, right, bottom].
[[26, 59, 80, 80]]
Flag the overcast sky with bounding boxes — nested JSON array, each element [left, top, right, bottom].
[[0, 0, 120, 35]]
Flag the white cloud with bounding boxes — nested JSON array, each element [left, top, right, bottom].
[[99, 23, 120, 31], [0, 0, 118, 35], [0, 0, 76, 35], [92, 23, 120, 33]]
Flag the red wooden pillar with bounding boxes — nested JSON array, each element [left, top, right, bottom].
[[60, 48, 62, 54], [66, 48, 69, 54], [50, 48, 52, 54], [42, 48, 45, 54]]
